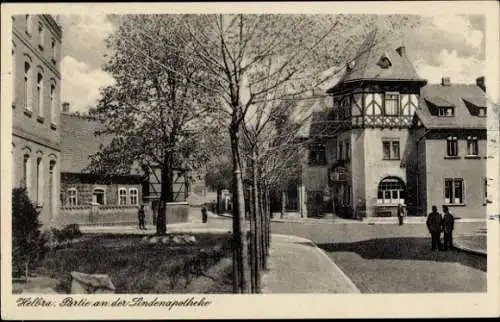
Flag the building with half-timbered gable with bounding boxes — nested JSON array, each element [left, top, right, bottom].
[[295, 33, 488, 219]]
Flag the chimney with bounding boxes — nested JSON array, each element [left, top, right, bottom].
[[476, 76, 486, 92], [441, 77, 451, 86], [396, 46, 406, 57], [62, 102, 70, 113]]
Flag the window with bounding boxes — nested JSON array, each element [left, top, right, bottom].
[[345, 141, 350, 160], [338, 141, 343, 161], [25, 15, 32, 35], [23, 154, 31, 193], [24, 61, 32, 111], [438, 107, 454, 117], [36, 157, 43, 205], [309, 144, 326, 166], [51, 39, 56, 62], [446, 136, 458, 156], [50, 84, 56, 123], [49, 160, 56, 214], [118, 188, 128, 205], [38, 23, 44, 50], [12, 46, 16, 106], [93, 188, 106, 205], [129, 188, 139, 205], [67, 188, 78, 206], [382, 140, 400, 160], [467, 136, 478, 156], [478, 107, 486, 117], [444, 178, 464, 204], [384, 92, 399, 115], [37, 73, 43, 116], [377, 178, 405, 205]]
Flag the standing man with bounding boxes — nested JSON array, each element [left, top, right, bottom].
[[397, 203, 406, 225], [442, 205, 455, 250], [138, 204, 146, 230], [426, 205, 442, 251]]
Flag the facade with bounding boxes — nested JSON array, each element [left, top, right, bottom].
[[408, 81, 488, 218], [11, 15, 62, 226], [59, 108, 147, 226], [294, 34, 488, 219]]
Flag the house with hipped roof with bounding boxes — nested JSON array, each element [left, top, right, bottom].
[[287, 32, 490, 219]]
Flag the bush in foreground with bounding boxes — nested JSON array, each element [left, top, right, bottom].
[[12, 188, 47, 279]]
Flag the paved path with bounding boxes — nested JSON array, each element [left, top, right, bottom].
[[262, 234, 360, 293]]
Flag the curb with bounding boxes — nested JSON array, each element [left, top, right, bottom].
[[454, 244, 487, 257]]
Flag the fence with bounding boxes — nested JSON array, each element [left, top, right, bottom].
[[58, 202, 189, 227]]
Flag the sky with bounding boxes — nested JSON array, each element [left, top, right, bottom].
[[58, 14, 486, 113]]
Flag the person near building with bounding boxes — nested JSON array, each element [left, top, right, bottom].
[[201, 205, 208, 223], [441, 205, 455, 250], [426, 205, 442, 251], [397, 203, 406, 225], [138, 204, 146, 230]]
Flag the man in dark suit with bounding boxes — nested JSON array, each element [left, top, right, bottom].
[[442, 205, 455, 250], [426, 205, 442, 251]]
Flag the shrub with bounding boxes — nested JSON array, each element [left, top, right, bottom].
[[51, 224, 82, 243], [12, 188, 46, 279]]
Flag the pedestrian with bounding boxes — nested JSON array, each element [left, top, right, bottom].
[[426, 205, 442, 251], [201, 205, 208, 223], [397, 203, 406, 226], [138, 204, 146, 230], [442, 205, 455, 250]]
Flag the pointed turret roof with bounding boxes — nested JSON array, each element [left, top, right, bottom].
[[327, 31, 426, 93]]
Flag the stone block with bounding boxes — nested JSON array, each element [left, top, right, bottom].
[[70, 271, 115, 294]]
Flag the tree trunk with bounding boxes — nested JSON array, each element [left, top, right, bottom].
[[259, 183, 267, 271], [251, 150, 261, 293], [157, 163, 174, 235], [229, 121, 249, 293], [281, 190, 286, 219], [216, 188, 222, 214], [265, 186, 271, 252]]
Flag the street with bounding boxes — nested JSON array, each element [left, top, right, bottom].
[[206, 217, 487, 293]]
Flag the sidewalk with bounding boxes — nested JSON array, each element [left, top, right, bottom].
[[454, 235, 487, 256], [261, 234, 360, 293]]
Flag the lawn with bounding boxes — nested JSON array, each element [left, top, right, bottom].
[[35, 232, 234, 294]]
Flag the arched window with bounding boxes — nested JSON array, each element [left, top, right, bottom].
[[51, 38, 57, 63], [377, 177, 405, 205], [23, 153, 32, 198], [24, 61, 32, 111], [37, 72, 44, 117], [38, 22, 44, 50], [49, 160, 56, 216], [25, 14, 32, 35], [129, 188, 138, 205], [12, 43, 16, 107], [118, 188, 128, 205], [36, 155, 43, 205], [50, 81, 56, 124]]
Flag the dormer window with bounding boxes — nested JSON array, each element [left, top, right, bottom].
[[377, 53, 392, 69], [438, 107, 454, 117], [478, 107, 486, 117]]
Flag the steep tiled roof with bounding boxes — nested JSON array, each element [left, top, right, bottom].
[[60, 114, 113, 173], [415, 84, 487, 130], [328, 32, 425, 93], [292, 95, 335, 138]]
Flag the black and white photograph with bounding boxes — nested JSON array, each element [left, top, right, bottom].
[[1, 1, 499, 319]]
